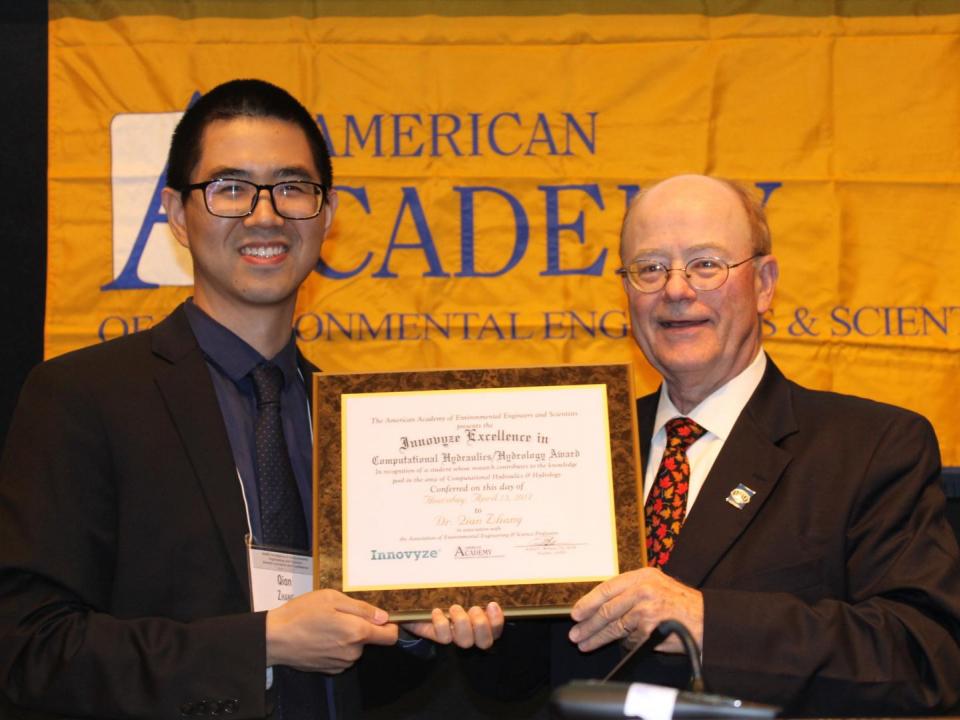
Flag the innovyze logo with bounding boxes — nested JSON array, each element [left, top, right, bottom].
[[369, 549, 439, 561], [105, 109, 193, 289]]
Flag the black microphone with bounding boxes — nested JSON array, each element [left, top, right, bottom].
[[550, 619, 780, 719], [602, 619, 705, 690], [551, 681, 780, 719]]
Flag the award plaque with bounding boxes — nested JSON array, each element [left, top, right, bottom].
[[312, 364, 644, 620]]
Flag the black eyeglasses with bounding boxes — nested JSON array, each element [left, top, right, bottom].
[[184, 178, 326, 220], [616, 254, 765, 293]]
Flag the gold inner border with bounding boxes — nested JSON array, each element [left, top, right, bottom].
[[312, 364, 644, 620]]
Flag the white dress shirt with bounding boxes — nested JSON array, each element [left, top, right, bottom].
[[643, 350, 767, 514]]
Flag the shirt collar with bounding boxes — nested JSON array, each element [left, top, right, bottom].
[[653, 349, 767, 441], [184, 299, 300, 388]]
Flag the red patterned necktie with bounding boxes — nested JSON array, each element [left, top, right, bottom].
[[645, 416, 707, 568]]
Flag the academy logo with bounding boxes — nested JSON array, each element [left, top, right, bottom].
[[104, 97, 199, 290]]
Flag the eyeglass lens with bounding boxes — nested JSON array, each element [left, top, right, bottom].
[[629, 258, 728, 292], [205, 179, 322, 219]]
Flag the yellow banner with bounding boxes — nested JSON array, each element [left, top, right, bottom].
[[48, 1, 960, 465]]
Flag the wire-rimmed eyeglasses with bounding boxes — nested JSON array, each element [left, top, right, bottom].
[[616, 253, 765, 293], [184, 178, 326, 220]]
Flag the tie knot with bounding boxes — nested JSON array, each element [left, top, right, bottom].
[[250, 363, 284, 407], [665, 416, 706, 450]]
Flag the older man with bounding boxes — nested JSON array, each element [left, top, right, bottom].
[[559, 174, 960, 715]]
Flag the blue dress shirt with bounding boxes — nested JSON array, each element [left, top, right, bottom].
[[184, 300, 313, 545]]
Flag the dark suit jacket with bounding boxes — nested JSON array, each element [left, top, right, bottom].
[[472, 358, 960, 717], [651, 358, 960, 715], [0, 306, 306, 719]]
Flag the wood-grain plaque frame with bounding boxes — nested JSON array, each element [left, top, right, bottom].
[[311, 363, 644, 621]]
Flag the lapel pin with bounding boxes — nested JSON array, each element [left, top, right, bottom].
[[725, 483, 756, 510]]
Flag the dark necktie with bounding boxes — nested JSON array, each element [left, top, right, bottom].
[[251, 362, 308, 552], [644, 416, 707, 568], [251, 363, 327, 720]]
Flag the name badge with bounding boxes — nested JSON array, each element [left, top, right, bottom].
[[246, 538, 314, 612]]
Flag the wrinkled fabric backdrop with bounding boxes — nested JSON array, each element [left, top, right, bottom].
[[47, 0, 960, 467]]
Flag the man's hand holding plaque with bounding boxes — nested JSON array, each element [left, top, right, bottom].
[[403, 602, 505, 649]]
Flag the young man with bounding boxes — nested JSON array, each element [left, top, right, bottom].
[[0, 79, 501, 720]]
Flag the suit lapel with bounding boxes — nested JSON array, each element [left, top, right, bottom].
[[151, 306, 251, 595], [637, 391, 657, 476], [297, 352, 319, 415], [663, 360, 798, 587]]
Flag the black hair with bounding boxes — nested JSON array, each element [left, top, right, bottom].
[[165, 78, 332, 193]]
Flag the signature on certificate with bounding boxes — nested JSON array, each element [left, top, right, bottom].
[[514, 531, 587, 556]]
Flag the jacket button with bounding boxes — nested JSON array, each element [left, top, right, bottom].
[[223, 699, 239, 714]]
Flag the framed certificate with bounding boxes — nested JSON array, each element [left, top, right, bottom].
[[311, 364, 644, 620]]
